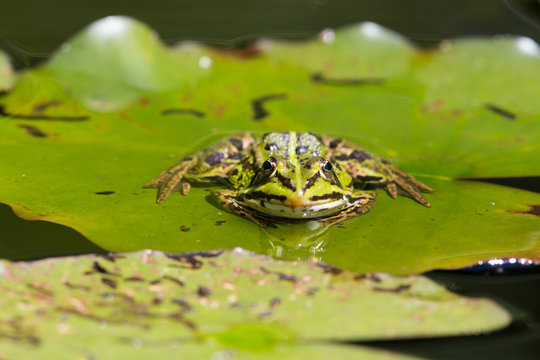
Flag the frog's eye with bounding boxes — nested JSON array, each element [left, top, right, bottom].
[[262, 157, 277, 173], [320, 159, 333, 173], [323, 161, 333, 171]]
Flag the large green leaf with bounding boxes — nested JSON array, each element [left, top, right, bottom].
[[0, 250, 509, 358], [0, 17, 539, 273]]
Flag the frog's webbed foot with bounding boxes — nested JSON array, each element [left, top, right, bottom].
[[323, 191, 376, 226], [387, 165, 432, 207], [212, 190, 270, 227], [144, 158, 196, 203]]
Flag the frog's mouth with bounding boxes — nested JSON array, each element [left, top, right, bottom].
[[238, 193, 352, 219]]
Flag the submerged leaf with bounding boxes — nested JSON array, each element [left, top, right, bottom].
[[0, 250, 509, 358]]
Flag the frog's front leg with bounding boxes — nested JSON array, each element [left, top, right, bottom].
[[321, 190, 376, 226], [212, 189, 269, 227], [322, 135, 432, 207], [144, 133, 255, 203]]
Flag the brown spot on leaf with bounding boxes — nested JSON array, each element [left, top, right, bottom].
[[32, 100, 62, 113], [197, 286, 212, 297], [166, 250, 223, 269], [101, 278, 117, 289], [215, 220, 226, 226], [316, 263, 343, 275], [180, 225, 191, 232], [0, 105, 89, 121], [269, 297, 282, 308], [373, 284, 411, 293]]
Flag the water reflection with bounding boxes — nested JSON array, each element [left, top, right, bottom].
[[261, 221, 330, 261]]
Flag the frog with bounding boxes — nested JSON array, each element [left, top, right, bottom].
[[144, 132, 432, 227]]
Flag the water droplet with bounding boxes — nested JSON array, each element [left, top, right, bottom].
[[319, 28, 335, 44], [516, 37, 540, 56], [132, 338, 144, 349], [198, 56, 213, 69]]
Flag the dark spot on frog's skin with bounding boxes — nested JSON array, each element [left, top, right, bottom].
[[311, 72, 385, 86], [350, 149, 371, 161], [161, 108, 206, 118], [94, 191, 115, 195], [0, 105, 89, 121], [277, 172, 297, 192], [265, 142, 279, 151], [229, 138, 243, 150], [329, 138, 342, 148], [303, 172, 320, 192], [197, 286, 212, 297], [309, 192, 344, 201], [230, 168, 239, 176], [334, 154, 348, 161], [244, 191, 287, 202], [180, 225, 191, 232], [33, 100, 62, 113], [485, 103, 516, 121], [215, 220, 226, 226], [18, 124, 48, 138], [356, 175, 383, 182], [373, 284, 411, 293], [229, 153, 245, 160], [125, 276, 145, 282], [101, 277, 118, 289], [205, 152, 224, 165], [251, 94, 288, 121], [295, 145, 308, 154]]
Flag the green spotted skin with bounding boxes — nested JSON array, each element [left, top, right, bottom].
[[145, 132, 432, 226]]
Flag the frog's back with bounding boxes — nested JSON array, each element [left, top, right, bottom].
[[258, 132, 325, 163]]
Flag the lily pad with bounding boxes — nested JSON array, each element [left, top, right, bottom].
[[0, 17, 539, 273], [0, 250, 509, 358]]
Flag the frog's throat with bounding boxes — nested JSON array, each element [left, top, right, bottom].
[[238, 196, 351, 219]]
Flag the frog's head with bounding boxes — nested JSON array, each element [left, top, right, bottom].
[[238, 155, 357, 219]]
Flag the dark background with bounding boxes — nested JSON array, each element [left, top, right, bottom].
[[1, 1, 539, 359]]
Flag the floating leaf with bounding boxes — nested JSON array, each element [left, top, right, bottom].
[[0, 17, 539, 273], [0, 250, 509, 358]]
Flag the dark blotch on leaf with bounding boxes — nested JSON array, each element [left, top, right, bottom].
[[251, 94, 288, 121], [520, 204, 540, 218], [316, 263, 343, 275], [0, 105, 89, 121], [94, 191, 115, 195], [485, 103, 516, 121], [311, 72, 385, 86], [33, 100, 62, 113], [215, 220, 226, 226], [166, 250, 223, 269], [269, 297, 282, 308], [180, 225, 191, 232], [18, 124, 48, 138], [161, 108, 205, 118]]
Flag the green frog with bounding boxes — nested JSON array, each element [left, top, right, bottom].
[[144, 132, 432, 226]]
